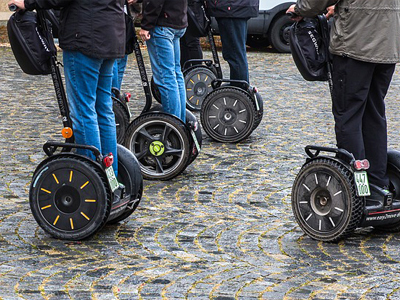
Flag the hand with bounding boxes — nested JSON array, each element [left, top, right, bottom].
[[286, 4, 303, 22], [139, 29, 150, 42], [8, 0, 25, 10], [127, 0, 138, 4], [325, 5, 335, 19]]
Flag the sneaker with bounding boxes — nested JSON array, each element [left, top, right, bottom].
[[367, 184, 393, 207]]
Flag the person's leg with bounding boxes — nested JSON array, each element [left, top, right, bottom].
[[63, 50, 102, 161], [174, 28, 187, 122], [146, 26, 183, 120], [96, 58, 118, 175], [180, 32, 203, 68], [362, 63, 395, 187], [216, 17, 249, 83], [112, 55, 128, 91], [331, 55, 373, 159]]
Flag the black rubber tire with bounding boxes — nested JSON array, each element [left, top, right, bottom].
[[374, 150, 400, 232], [184, 66, 217, 111], [113, 98, 130, 144], [291, 158, 364, 242], [151, 76, 162, 104], [107, 145, 143, 224], [246, 35, 269, 48], [269, 14, 294, 53], [186, 109, 202, 166], [200, 87, 256, 143], [124, 113, 191, 180], [251, 91, 263, 131], [29, 155, 111, 240]]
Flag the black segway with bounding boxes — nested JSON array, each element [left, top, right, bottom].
[[8, 8, 143, 240], [152, 28, 263, 143], [289, 15, 400, 242], [122, 26, 202, 180]]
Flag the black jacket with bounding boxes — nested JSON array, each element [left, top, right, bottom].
[[141, 0, 188, 31], [24, 0, 125, 59], [206, 0, 259, 18]]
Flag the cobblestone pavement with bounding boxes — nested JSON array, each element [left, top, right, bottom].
[[2, 45, 400, 300]]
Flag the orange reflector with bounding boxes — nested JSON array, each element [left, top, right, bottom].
[[62, 127, 73, 139]]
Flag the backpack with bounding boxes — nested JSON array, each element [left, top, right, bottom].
[[289, 15, 331, 81], [7, 10, 57, 75], [186, 0, 210, 37]]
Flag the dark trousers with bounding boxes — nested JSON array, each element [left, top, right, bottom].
[[180, 32, 203, 68], [216, 17, 249, 83], [332, 55, 396, 187]]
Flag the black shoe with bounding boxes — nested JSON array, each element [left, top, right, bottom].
[[367, 184, 393, 208]]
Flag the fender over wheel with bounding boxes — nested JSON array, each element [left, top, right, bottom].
[[151, 76, 162, 104], [201, 87, 256, 143], [124, 113, 191, 180], [184, 66, 217, 111], [29, 155, 111, 240], [291, 158, 363, 242], [113, 98, 130, 144], [108, 144, 143, 224]]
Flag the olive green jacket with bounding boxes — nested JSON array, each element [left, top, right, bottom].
[[295, 0, 400, 63]]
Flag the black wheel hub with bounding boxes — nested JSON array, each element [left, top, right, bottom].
[[55, 185, 81, 214], [221, 108, 237, 125], [194, 82, 207, 97]]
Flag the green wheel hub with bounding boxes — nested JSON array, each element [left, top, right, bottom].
[[149, 141, 165, 156]]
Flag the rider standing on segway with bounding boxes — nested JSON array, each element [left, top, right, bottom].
[[139, 0, 188, 122], [206, 0, 259, 87], [9, 0, 126, 179], [287, 0, 400, 205]]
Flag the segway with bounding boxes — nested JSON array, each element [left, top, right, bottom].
[[152, 27, 263, 143], [289, 14, 400, 242], [122, 24, 202, 180], [8, 7, 143, 240]]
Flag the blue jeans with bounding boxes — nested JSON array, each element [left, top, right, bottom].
[[63, 50, 118, 175], [217, 18, 250, 84], [146, 26, 186, 122], [112, 55, 128, 91]]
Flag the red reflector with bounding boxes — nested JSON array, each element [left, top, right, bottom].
[[125, 92, 131, 102], [253, 86, 258, 93], [103, 153, 114, 168], [354, 159, 370, 170]]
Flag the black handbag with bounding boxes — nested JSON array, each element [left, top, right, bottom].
[[186, 0, 210, 37], [289, 15, 331, 81], [125, 2, 136, 55], [7, 10, 56, 75]]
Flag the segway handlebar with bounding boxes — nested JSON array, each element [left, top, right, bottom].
[[43, 141, 102, 160], [305, 145, 355, 161], [211, 78, 250, 90]]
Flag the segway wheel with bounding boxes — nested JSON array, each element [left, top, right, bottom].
[[107, 145, 143, 224], [184, 67, 216, 111], [374, 150, 400, 232], [29, 155, 111, 240], [151, 76, 162, 104], [252, 91, 264, 131], [201, 87, 256, 143], [291, 158, 363, 242], [113, 98, 129, 144], [124, 113, 190, 180]]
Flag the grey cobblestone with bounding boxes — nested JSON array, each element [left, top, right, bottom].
[[1, 45, 400, 299]]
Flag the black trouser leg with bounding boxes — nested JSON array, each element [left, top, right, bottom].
[[332, 55, 395, 187], [180, 33, 203, 68]]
